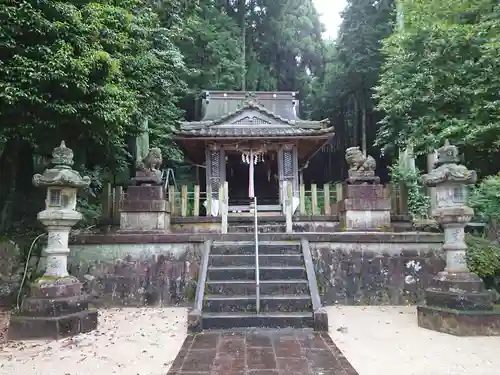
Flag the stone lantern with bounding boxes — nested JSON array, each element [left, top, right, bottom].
[[8, 141, 98, 340], [418, 140, 500, 336]]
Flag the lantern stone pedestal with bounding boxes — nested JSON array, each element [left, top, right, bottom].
[[417, 141, 500, 336], [119, 148, 170, 233], [8, 141, 98, 340], [339, 147, 391, 231]]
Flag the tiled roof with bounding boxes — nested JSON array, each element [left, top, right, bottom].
[[174, 126, 334, 138], [201, 91, 299, 121], [181, 100, 301, 128], [175, 96, 332, 139]]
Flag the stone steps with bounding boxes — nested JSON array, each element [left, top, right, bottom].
[[203, 294, 312, 313], [211, 243, 302, 255], [201, 312, 314, 330], [228, 224, 286, 233], [200, 241, 315, 330], [205, 279, 310, 296], [207, 266, 307, 281], [209, 254, 304, 267]]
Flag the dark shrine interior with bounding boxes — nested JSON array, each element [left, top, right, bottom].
[[226, 151, 280, 205]]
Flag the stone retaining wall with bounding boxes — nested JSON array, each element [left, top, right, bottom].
[[68, 243, 201, 307], [69, 232, 443, 307], [311, 242, 444, 305]]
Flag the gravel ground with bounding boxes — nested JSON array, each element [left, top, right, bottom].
[[0, 307, 187, 375], [327, 306, 500, 375], [1, 306, 500, 375]]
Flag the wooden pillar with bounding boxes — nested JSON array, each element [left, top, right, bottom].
[[279, 144, 298, 210], [206, 144, 225, 216]]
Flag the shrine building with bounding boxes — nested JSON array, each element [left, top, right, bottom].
[[173, 91, 333, 215]]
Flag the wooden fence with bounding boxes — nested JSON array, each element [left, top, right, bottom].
[[101, 182, 408, 223]]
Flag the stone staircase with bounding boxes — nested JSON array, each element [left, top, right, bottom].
[[228, 222, 286, 233], [190, 240, 327, 331]]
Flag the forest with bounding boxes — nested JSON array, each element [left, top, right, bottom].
[[2, 0, 500, 279]]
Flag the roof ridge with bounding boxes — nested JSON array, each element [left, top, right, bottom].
[[208, 100, 294, 126]]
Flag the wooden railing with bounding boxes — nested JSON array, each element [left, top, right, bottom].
[[100, 182, 409, 223]]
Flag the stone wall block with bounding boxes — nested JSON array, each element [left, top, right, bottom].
[[68, 244, 201, 307], [313, 243, 443, 305]]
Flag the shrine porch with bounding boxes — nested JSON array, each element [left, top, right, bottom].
[[100, 181, 410, 230]]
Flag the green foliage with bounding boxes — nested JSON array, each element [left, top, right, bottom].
[[0, 0, 330, 233], [375, 0, 500, 155], [0, 0, 187, 166], [466, 234, 500, 291], [176, 1, 244, 91], [75, 166, 105, 228], [0, 0, 190, 232], [469, 174, 500, 223], [76, 198, 102, 228], [389, 163, 430, 219], [466, 235, 500, 278]]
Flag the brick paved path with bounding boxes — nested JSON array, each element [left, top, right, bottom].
[[167, 329, 358, 374]]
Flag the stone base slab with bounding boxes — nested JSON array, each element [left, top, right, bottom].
[[8, 310, 98, 340], [21, 294, 90, 317], [346, 176, 380, 185], [120, 211, 170, 232], [121, 199, 167, 212], [425, 288, 494, 311], [417, 305, 500, 336], [30, 279, 83, 298], [430, 271, 485, 293], [342, 183, 385, 199], [339, 198, 391, 211], [130, 175, 162, 187], [126, 185, 165, 200], [340, 209, 391, 230]]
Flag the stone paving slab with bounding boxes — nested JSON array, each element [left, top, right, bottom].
[[0, 307, 187, 375], [167, 329, 358, 375], [328, 306, 500, 375]]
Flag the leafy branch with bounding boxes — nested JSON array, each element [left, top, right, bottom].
[[389, 163, 430, 219]]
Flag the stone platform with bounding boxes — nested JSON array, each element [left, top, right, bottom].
[[7, 278, 98, 340], [8, 310, 98, 340], [417, 271, 500, 336], [166, 329, 358, 375], [417, 306, 500, 336]]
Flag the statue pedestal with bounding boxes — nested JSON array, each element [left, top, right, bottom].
[[8, 278, 98, 340], [417, 271, 500, 336], [131, 170, 162, 186], [119, 185, 170, 233], [339, 184, 391, 231]]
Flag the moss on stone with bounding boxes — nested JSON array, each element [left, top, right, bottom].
[[34, 275, 73, 283]]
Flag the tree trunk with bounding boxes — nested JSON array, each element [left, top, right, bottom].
[[239, 0, 246, 91], [0, 140, 20, 232], [353, 95, 359, 147], [361, 94, 367, 157], [427, 151, 438, 216]]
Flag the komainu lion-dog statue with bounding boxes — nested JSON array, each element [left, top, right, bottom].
[[345, 146, 377, 182]]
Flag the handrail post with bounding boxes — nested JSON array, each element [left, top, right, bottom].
[[221, 182, 228, 234], [254, 196, 260, 313], [285, 181, 293, 233]]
